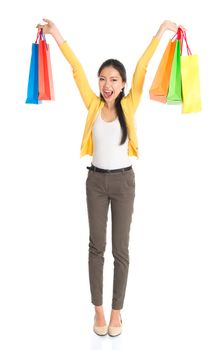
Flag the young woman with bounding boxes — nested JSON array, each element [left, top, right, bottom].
[[37, 18, 182, 336]]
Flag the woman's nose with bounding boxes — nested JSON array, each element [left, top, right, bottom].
[[104, 81, 110, 88]]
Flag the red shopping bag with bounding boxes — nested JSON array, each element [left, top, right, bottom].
[[38, 30, 55, 100]]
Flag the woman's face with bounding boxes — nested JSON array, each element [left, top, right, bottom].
[[98, 66, 125, 103]]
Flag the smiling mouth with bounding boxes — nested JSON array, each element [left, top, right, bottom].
[[103, 90, 113, 99]]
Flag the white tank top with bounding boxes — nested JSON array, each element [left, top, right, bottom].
[[92, 113, 132, 170]]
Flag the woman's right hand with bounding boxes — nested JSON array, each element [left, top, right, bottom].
[[36, 18, 57, 35], [36, 18, 65, 45]]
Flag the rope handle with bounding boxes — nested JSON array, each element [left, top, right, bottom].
[[35, 28, 47, 44], [181, 31, 192, 55]]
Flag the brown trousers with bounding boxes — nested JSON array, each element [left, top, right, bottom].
[[86, 168, 135, 310]]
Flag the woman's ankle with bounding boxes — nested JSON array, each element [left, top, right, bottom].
[[109, 309, 122, 325], [95, 305, 104, 314], [110, 309, 121, 317]]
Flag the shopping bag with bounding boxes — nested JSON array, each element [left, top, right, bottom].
[[25, 42, 39, 104], [38, 31, 55, 100], [149, 39, 176, 103], [167, 39, 182, 104], [181, 32, 201, 113]]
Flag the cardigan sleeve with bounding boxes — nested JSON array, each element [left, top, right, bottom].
[[59, 41, 97, 109], [126, 36, 160, 111]]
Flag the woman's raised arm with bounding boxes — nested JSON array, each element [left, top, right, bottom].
[[125, 20, 185, 110], [36, 18, 96, 109]]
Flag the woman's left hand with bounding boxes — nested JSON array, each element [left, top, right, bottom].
[[155, 20, 186, 39]]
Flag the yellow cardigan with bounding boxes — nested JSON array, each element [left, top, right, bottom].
[[59, 37, 160, 157]]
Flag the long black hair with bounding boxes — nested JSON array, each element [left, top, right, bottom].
[[98, 59, 128, 145]]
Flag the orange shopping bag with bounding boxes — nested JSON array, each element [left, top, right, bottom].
[[149, 39, 176, 103], [38, 29, 55, 100]]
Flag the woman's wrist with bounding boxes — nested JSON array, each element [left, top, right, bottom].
[[51, 27, 65, 45], [155, 23, 166, 39]]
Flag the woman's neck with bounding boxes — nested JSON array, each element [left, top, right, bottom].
[[104, 102, 115, 110]]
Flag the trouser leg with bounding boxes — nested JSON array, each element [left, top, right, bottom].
[[110, 171, 135, 309], [86, 171, 109, 306]]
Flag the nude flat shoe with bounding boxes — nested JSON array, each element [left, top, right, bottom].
[[93, 317, 108, 336], [108, 319, 122, 337]]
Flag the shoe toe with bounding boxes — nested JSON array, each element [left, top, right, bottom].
[[108, 324, 122, 337], [93, 324, 108, 336]]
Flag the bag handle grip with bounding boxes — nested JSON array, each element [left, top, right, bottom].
[[171, 28, 192, 56], [35, 29, 47, 44], [171, 27, 183, 41]]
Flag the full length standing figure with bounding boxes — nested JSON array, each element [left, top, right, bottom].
[[37, 18, 182, 336]]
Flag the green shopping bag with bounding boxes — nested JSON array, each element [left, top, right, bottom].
[[167, 38, 182, 104]]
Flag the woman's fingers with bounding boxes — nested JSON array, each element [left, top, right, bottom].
[[163, 20, 187, 33], [179, 24, 187, 32], [35, 19, 56, 34], [42, 18, 54, 26], [42, 18, 50, 24]]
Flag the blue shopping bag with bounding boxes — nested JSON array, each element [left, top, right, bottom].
[[25, 42, 39, 104]]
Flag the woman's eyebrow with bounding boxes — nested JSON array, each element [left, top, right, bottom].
[[99, 75, 119, 79]]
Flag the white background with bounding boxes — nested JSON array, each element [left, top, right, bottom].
[[0, 1, 223, 349]]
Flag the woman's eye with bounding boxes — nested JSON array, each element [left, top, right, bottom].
[[99, 77, 104, 81], [112, 79, 117, 82]]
